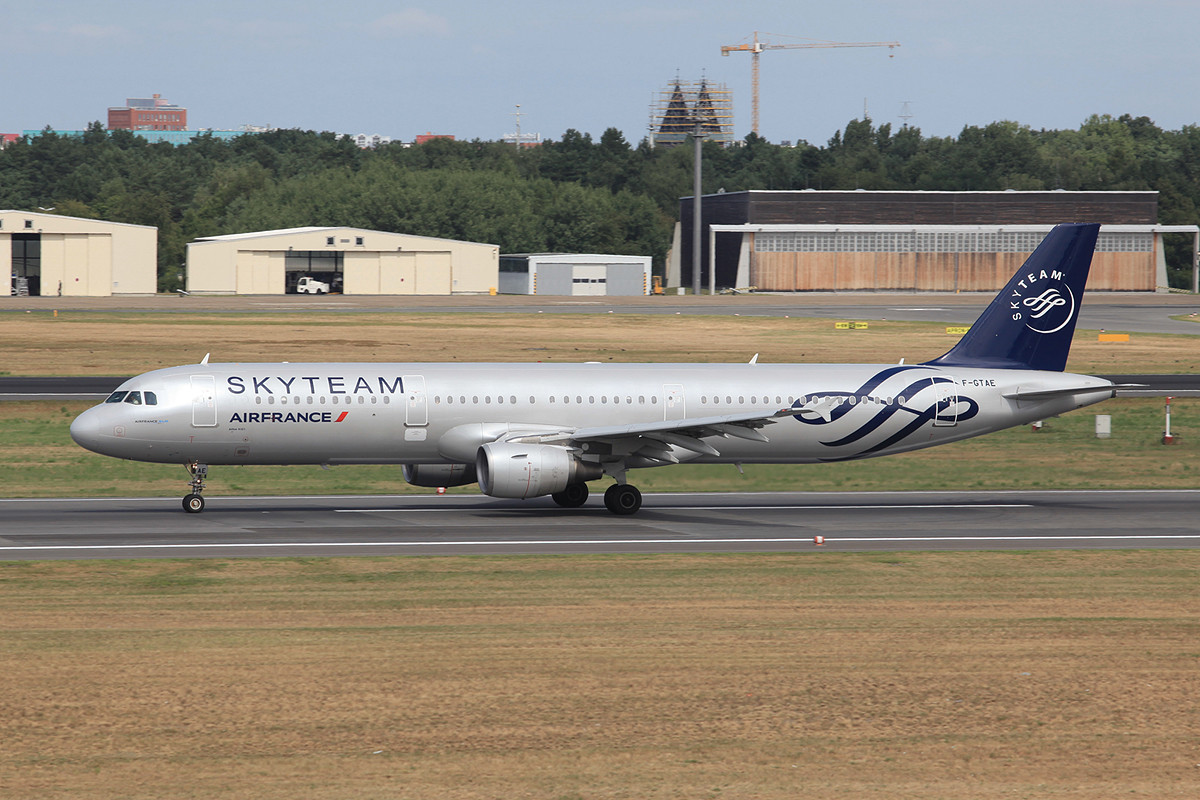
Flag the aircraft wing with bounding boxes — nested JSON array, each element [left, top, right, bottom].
[[508, 408, 794, 462]]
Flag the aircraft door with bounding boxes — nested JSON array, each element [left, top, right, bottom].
[[403, 375, 427, 426], [931, 378, 959, 427], [664, 384, 685, 421], [191, 375, 217, 427]]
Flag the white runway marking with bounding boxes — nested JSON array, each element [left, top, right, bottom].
[[4, 533, 1200, 553], [335, 503, 1033, 513]]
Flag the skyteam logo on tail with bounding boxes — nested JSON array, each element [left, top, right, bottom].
[[1010, 268, 1074, 335]]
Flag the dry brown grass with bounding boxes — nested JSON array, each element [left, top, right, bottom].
[[2, 310, 1198, 375], [2, 554, 1198, 799]]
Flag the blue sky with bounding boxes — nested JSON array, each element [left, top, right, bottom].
[[6, 1, 1200, 145]]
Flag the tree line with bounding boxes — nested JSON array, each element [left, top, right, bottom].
[[1, 115, 1198, 290]]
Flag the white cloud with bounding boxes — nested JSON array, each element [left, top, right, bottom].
[[370, 9, 451, 38], [31, 22, 126, 40]]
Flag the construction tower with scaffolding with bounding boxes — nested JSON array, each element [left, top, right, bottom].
[[650, 79, 734, 148]]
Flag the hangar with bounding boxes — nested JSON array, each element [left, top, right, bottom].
[[672, 190, 1199, 292], [499, 254, 652, 295], [186, 227, 499, 295], [2, 210, 157, 296]]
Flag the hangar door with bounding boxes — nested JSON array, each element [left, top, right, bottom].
[[531, 261, 648, 296], [11, 234, 40, 296], [235, 251, 285, 294], [605, 263, 647, 296], [413, 252, 452, 294]]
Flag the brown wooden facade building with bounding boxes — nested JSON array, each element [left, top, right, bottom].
[[671, 190, 1198, 293]]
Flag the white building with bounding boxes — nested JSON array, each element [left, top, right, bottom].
[[186, 227, 499, 295], [499, 254, 651, 296], [2, 210, 157, 296]]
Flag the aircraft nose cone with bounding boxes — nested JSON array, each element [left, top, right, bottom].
[[70, 409, 102, 452]]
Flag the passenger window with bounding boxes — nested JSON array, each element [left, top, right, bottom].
[[124, 392, 142, 405], [105, 391, 128, 404]]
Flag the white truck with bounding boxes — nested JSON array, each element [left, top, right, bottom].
[[295, 276, 330, 294]]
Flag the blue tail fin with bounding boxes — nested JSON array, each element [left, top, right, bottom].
[[923, 223, 1100, 372]]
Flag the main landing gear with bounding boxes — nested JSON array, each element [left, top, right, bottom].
[[550, 482, 643, 515], [603, 483, 642, 515], [183, 462, 208, 513], [551, 482, 589, 508]]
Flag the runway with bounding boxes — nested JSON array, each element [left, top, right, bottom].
[[2, 490, 1198, 560]]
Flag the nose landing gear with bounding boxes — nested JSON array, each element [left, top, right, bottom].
[[183, 462, 208, 513]]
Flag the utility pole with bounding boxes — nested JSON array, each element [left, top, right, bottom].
[[691, 116, 703, 295]]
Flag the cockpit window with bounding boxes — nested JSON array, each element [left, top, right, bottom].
[[105, 391, 128, 404], [124, 392, 143, 405], [144, 391, 158, 406]]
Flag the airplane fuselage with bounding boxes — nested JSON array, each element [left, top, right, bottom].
[[72, 361, 1115, 468]]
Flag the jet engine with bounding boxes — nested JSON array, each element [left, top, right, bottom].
[[402, 463, 478, 488], [476, 442, 603, 499]]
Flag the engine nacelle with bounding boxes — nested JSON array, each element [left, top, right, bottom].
[[476, 442, 603, 499], [402, 463, 478, 488]]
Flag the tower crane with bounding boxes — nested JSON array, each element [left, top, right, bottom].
[[721, 31, 900, 137]]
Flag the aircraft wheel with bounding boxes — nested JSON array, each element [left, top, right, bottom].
[[603, 483, 642, 515], [183, 493, 205, 514], [552, 483, 589, 508]]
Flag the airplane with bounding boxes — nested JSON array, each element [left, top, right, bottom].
[[71, 223, 1120, 515]]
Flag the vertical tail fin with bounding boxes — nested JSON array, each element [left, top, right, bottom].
[[923, 223, 1100, 372]]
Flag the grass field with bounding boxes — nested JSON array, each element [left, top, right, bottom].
[[0, 396, 1195, 498], [3, 308, 1199, 798], [3, 309, 1200, 375], [2, 553, 1198, 799]]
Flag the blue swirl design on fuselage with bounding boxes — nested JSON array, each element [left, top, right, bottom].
[[791, 366, 980, 460]]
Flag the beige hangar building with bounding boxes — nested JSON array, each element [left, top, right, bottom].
[[186, 227, 500, 295], [3, 210, 157, 296]]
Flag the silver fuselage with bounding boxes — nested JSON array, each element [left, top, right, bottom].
[[70, 361, 1115, 468]]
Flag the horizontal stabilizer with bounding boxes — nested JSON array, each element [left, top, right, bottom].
[[1001, 384, 1120, 401]]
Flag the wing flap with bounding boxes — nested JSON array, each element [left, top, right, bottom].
[[510, 408, 792, 456]]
